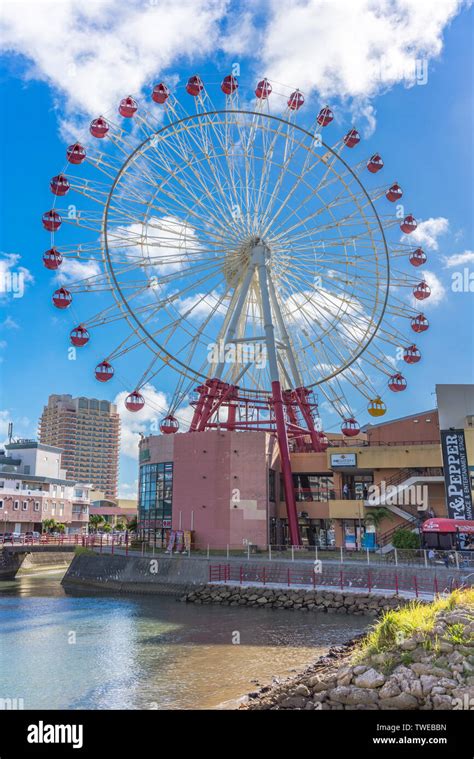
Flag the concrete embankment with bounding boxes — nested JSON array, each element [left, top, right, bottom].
[[63, 553, 210, 594], [0, 546, 75, 579], [63, 552, 465, 599]]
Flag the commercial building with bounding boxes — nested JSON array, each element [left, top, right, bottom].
[[38, 394, 120, 499], [0, 441, 91, 534], [137, 384, 474, 550]]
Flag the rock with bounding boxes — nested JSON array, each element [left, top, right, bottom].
[[379, 693, 419, 710], [280, 696, 308, 709], [432, 694, 454, 710], [257, 597, 268, 604], [293, 684, 310, 697], [353, 666, 368, 675], [328, 686, 351, 703], [400, 638, 418, 651], [354, 668, 386, 689], [378, 681, 401, 699], [439, 642, 454, 653], [343, 688, 379, 706], [420, 675, 439, 695]]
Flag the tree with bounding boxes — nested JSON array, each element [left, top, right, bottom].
[[89, 514, 105, 533], [392, 528, 421, 549], [42, 518, 57, 534], [56, 523, 66, 534], [102, 522, 112, 533], [115, 520, 126, 532], [127, 516, 137, 532], [364, 507, 394, 546]]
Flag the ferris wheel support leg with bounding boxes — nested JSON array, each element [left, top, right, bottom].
[[254, 243, 301, 547]]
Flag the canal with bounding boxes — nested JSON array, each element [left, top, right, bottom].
[[0, 569, 369, 710]]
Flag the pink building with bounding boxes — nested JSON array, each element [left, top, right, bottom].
[[139, 430, 278, 548]]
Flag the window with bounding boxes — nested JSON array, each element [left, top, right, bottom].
[[0, 481, 4, 488], [268, 469, 276, 502], [34, 502, 40, 512], [0, 500, 3, 509], [22, 501, 28, 511], [291, 473, 335, 502], [14, 501, 19, 510]]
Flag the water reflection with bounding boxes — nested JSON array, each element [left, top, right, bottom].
[[0, 571, 368, 709]]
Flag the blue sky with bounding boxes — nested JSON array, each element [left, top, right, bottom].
[[0, 0, 473, 496]]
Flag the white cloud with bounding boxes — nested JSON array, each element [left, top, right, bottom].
[[177, 289, 226, 319], [403, 217, 449, 250], [0, 253, 34, 299], [1, 0, 468, 138], [0, 316, 19, 329], [442, 250, 474, 268], [114, 383, 169, 458], [0, 0, 229, 121], [254, 0, 467, 103], [418, 270, 446, 307], [118, 479, 138, 500], [56, 258, 101, 284], [0, 410, 32, 445]]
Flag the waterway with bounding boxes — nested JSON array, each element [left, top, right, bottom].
[[0, 569, 369, 710]]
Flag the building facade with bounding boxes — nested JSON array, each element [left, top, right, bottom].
[[38, 394, 120, 498], [0, 441, 90, 534], [136, 386, 474, 550]]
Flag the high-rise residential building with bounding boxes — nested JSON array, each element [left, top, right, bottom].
[[38, 395, 120, 498]]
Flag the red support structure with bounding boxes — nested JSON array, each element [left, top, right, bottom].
[[413, 575, 419, 598], [434, 576, 439, 596], [272, 380, 301, 546], [395, 573, 399, 594]]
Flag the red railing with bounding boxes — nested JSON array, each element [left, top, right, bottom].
[[208, 563, 467, 597]]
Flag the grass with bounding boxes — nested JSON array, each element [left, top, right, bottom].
[[354, 588, 474, 662], [74, 546, 96, 556]]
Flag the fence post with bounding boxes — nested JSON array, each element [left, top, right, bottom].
[[340, 546, 343, 564], [413, 575, 419, 598], [455, 551, 460, 570], [263, 567, 266, 586], [287, 567, 291, 587], [226, 544, 229, 560], [424, 549, 428, 569], [268, 545, 272, 561], [141, 542, 144, 557], [368, 569, 372, 593], [434, 576, 439, 596], [291, 545, 295, 562], [100, 535, 103, 554], [312, 569, 316, 589], [340, 568, 344, 591], [209, 565, 212, 582], [111, 536, 115, 556], [240, 566, 243, 585], [247, 544, 250, 561], [207, 544, 210, 560], [315, 545, 318, 563], [395, 573, 399, 595], [125, 531, 129, 557], [394, 548, 398, 566], [366, 548, 370, 565]]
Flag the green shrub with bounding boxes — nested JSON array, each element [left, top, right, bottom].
[[392, 528, 421, 549]]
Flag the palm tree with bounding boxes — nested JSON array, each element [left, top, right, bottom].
[[42, 518, 57, 534], [364, 507, 394, 546], [115, 520, 126, 532], [102, 522, 112, 534], [89, 514, 105, 533], [56, 523, 66, 534]]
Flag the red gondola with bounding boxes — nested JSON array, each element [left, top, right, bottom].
[[186, 75, 204, 97], [42, 210, 62, 232], [386, 182, 403, 202], [403, 344, 421, 364], [317, 106, 333, 126], [413, 281, 431, 300], [125, 391, 145, 412], [152, 83, 170, 104], [409, 248, 427, 267], [95, 360, 114, 382], [70, 325, 89, 347], [400, 214, 417, 234], [90, 116, 109, 138], [50, 174, 70, 196], [287, 90, 304, 111], [66, 143, 86, 164], [255, 78, 271, 99], [388, 373, 407, 392], [119, 96, 138, 118], [343, 128, 360, 148], [52, 287, 72, 309], [341, 418, 360, 437], [367, 153, 383, 173], [411, 313, 429, 333], [160, 415, 179, 434], [221, 75, 238, 95], [43, 247, 63, 270]]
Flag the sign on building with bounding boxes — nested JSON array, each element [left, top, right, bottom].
[[440, 429, 473, 520], [330, 453, 357, 467]]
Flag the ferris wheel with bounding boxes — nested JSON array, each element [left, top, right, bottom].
[[42, 72, 431, 545]]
